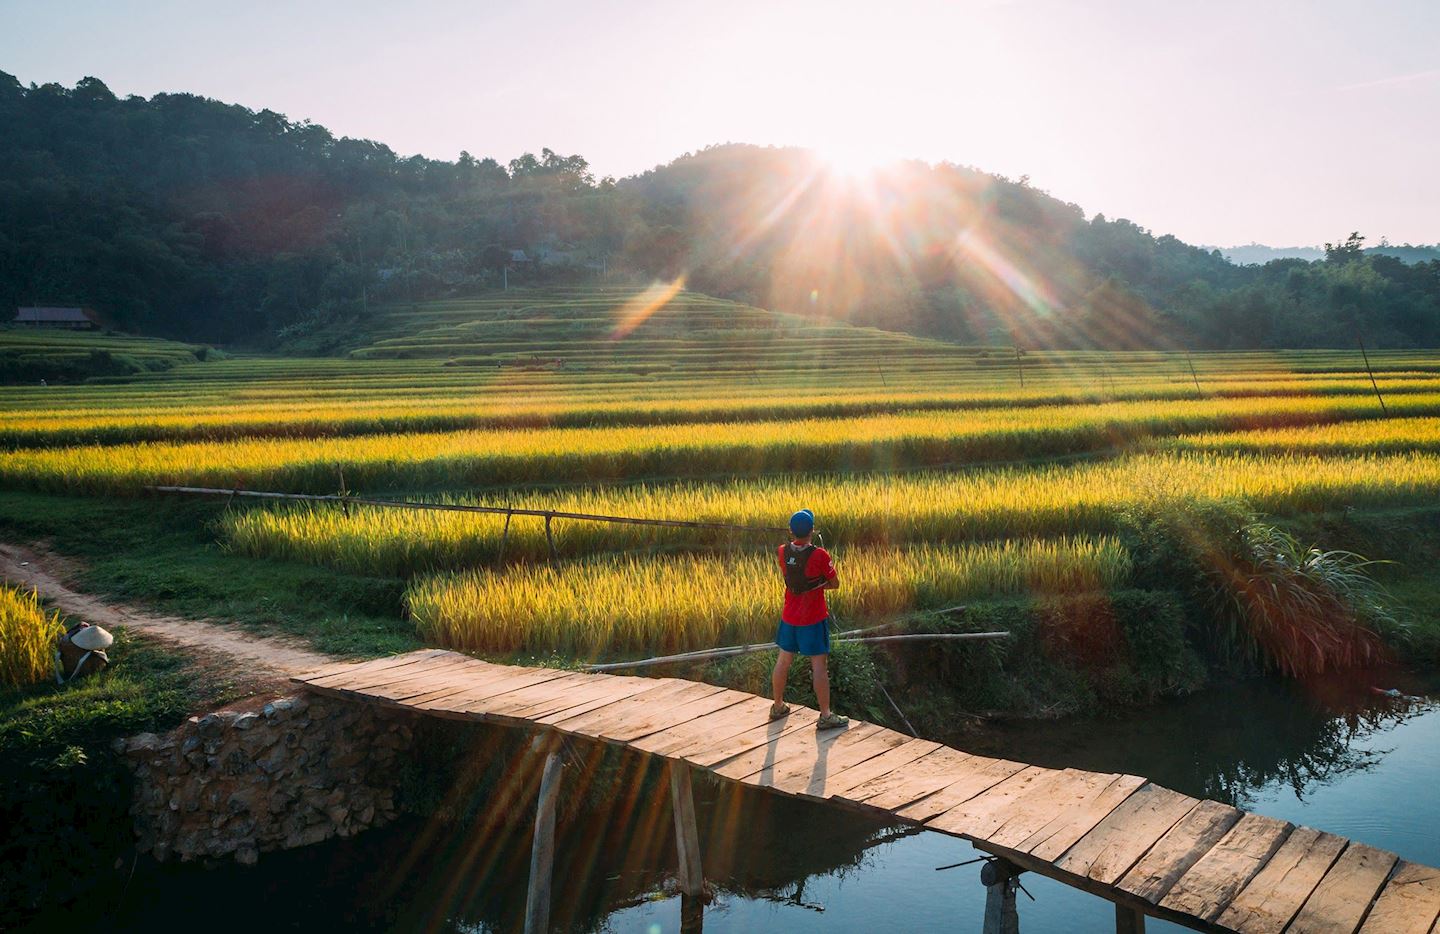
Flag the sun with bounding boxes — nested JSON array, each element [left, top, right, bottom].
[[815, 141, 897, 179]]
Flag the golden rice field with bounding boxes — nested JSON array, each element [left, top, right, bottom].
[[407, 538, 1131, 655], [4, 375, 1439, 447], [7, 289, 1440, 658], [221, 450, 1440, 576], [0, 585, 62, 687], [1171, 417, 1440, 454], [3, 393, 1435, 494]]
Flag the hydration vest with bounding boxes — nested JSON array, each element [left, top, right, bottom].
[[781, 543, 827, 595]]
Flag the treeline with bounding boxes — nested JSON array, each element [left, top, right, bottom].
[[2, 73, 1437, 349]]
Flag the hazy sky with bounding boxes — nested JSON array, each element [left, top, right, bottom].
[[2, 0, 1436, 246]]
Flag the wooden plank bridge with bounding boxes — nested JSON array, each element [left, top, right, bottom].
[[294, 649, 1440, 934]]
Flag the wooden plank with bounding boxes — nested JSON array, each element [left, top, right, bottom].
[[762, 727, 913, 797], [710, 721, 879, 782], [289, 658, 364, 683], [1214, 826, 1347, 933], [549, 680, 720, 736], [1158, 812, 1294, 923], [842, 747, 982, 811], [1359, 862, 1440, 934], [418, 667, 576, 713], [1053, 783, 1198, 885], [1289, 842, 1399, 934], [673, 707, 823, 767], [1018, 773, 1148, 861], [348, 656, 499, 699], [302, 649, 460, 684], [486, 673, 659, 721], [816, 737, 943, 800], [302, 650, 457, 689], [319, 654, 482, 695], [598, 687, 753, 743], [627, 696, 779, 756], [1117, 799, 1243, 904], [294, 648, 452, 684], [923, 766, 1075, 839], [493, 678, 667, 725], [725, 721, 885, 783]]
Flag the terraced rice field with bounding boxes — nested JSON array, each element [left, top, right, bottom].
[[4, 287, 1439, 657]]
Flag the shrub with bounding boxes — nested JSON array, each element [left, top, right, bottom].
[[1119, 498, 1399, 676], [1217, 523, 1397, 676]]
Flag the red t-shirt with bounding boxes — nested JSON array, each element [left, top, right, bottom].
[[778, 542, 836, 626]]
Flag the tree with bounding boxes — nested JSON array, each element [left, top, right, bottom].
[[1324, 232, 1366, 264]]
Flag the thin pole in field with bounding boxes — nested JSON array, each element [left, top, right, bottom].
[[1185, 351, 1202, 396], [1356, 332, 1388, 415], [1013, 346, 1024, 389], [497, 509, 513, 566]]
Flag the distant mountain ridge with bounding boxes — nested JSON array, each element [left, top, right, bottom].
[[2, 71, 1438, 350], [1214, 243, 1440, 266]]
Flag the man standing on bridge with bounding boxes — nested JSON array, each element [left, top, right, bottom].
[[771, 509, 849, 730]]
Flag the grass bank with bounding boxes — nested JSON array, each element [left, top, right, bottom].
[[0, 630, 247, 926]]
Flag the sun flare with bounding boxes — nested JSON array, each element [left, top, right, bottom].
[[814, 141, 897, 179]]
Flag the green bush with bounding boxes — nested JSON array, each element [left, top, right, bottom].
[[1117, 498, 1401, 676]]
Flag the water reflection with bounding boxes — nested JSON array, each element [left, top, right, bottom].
[[961, 667, 1437, 808]]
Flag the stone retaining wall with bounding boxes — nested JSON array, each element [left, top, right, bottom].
[[118, 694, 413, 864]]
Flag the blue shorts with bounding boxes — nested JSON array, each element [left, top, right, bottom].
[[776, 618, 831, 656]]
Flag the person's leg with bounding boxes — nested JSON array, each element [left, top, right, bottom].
[[810, 654, 830, 716], [772, 650, 795, 707]]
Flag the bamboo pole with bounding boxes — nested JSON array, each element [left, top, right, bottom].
[[1185, 351, 1203, 396], [582, 631, 1010, 672], [1357, 332, 1388, 415], [147, 485, 786, 536], [524, 737, 564, 934]]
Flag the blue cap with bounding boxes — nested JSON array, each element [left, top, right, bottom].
[[789, 509, 815, 536]]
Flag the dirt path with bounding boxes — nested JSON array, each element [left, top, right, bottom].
[[0, 542, 334, 677]]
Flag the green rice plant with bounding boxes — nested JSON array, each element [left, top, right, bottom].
[[0, 585, 63, 687], [405, 537, 1132, 656]]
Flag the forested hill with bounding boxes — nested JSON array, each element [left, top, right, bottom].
[[3, 73, 1438, 349]]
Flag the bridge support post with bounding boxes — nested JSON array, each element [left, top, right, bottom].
[[981, 858, 1021, 934], [1115, 904, 1145, 934], [524, 736, 564, 934], [669, 762, 704, 898]]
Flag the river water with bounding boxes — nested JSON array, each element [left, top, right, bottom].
[[86, 669, 1438, 934]]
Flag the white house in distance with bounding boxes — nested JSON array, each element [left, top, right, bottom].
[[13, 307, 97, 329]]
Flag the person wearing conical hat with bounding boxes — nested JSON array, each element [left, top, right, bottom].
[[56, 621, 112, 683]]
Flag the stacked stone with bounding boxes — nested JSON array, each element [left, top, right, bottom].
[[118, 695, 414, 864]]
